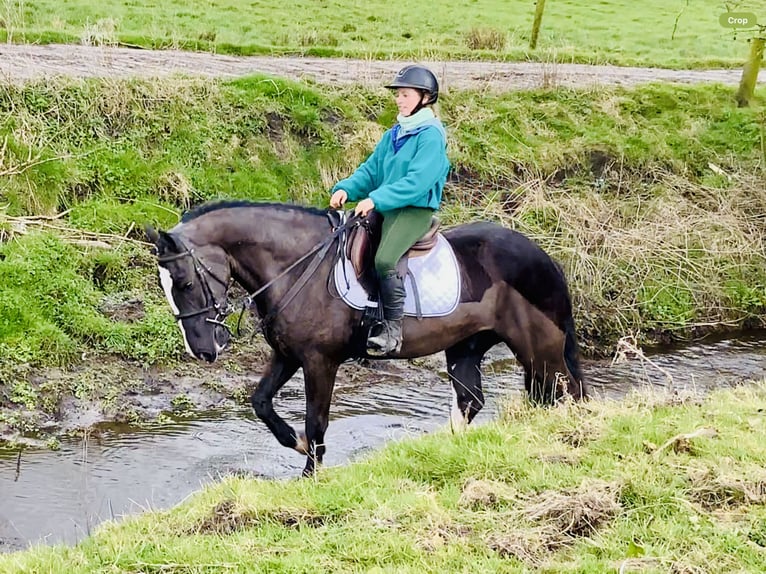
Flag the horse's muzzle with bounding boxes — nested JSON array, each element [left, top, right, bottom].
[[198, 350, 217, 363]]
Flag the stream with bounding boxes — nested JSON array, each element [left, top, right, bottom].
[[2, 334, 765, 552]]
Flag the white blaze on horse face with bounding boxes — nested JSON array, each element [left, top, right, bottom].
[[158, 265, 197, 359]]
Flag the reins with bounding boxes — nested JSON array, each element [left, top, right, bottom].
[[159, 211, 363, 338], [234, 211, 362, 336]]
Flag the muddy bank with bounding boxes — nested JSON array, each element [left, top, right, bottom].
[[0, 339, 450, 448], [0, 345, 268, 448]]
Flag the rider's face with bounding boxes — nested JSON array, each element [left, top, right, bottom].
[[395, 88, 426, 117]]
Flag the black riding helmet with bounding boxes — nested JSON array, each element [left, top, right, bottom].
[[385, 65, 439, 105]]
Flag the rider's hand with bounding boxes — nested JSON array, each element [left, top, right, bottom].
[[330, 190, 348, 209], [354, 198, 375, 217]]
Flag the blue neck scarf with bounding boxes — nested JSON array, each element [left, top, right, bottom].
[[397, 108, 435, 133], [392, 108, 439, 153]]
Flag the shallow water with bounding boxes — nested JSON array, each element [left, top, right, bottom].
[[2, 334, 765, 552]]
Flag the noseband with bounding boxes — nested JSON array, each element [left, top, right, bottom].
[[157, 244, 233, 333]]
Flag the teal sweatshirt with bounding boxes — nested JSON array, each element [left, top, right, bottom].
[[331, 119, 450, 213]]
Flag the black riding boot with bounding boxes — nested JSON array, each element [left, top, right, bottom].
[[367, 271, 405, 356]]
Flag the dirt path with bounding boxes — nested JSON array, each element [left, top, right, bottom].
[[1, 43, 763, 90]]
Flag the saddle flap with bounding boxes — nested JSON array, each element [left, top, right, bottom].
[[346, 211, 382, 279], [407, 217, 440, 257]]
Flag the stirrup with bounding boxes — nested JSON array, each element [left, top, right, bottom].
[[366, 340, 402, 356], [366, 328, 402, 356]]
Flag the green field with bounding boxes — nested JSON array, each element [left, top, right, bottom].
[[3, 384, 766, 573], [2, 0, 764, 68]]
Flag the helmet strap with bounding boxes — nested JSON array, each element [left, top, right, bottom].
[[409, 90, 430, 116]]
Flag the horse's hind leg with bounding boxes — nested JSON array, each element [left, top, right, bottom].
[[300, 354, 340, 477], [445, 331, 500, 431], [250, 350, 303, 451], [497, 292, 582, 405], [506, 331, 575, 405]]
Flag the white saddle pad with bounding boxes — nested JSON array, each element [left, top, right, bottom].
[[333, 233, 461, 317]]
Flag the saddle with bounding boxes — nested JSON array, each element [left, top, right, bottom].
[[346, 211, 440, 281]]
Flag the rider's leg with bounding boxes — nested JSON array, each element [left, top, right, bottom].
[[367, 207, 433, 355]]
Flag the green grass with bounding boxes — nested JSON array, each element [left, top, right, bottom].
[[1, 0, 764, 68], [0, 75, 764, 372], [0, 233, 182, 368], [2, 383, 766, 572]]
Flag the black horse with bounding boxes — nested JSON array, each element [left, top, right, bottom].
[[146, 200, 586, 476]]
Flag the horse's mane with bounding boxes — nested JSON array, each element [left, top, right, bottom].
[[180, 200, 328, 223]]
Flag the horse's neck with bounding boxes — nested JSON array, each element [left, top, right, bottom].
[[185, 207, 327, 292]]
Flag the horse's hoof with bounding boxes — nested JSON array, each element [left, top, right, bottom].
[[294, 431, 309, 455], [301, 465, 316, 478], [366, 347, 387, 357]]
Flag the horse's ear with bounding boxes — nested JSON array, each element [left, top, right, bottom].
[[145, 224, 182, 255], [145, 224, 160, 245]]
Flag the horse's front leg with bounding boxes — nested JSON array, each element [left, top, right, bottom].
[[250, 350, 305, 452], [300, 355, 340, 476]]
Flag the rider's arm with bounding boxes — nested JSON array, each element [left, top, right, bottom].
[[331, 132, 390, 201], [368, 130, 449, 212]]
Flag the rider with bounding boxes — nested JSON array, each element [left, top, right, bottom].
[[330, 64, 450, 355]]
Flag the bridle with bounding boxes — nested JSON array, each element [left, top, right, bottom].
[[156, 212, 362, 337], [157, 241, 234, 334]]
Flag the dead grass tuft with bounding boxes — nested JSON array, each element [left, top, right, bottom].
[[648, 427, 718, 457], [556, 418, 601, 448], [298, 29, 339, 47], [486, 527, 559, 566], [157, 171, 194, 210], [523, 480, 622, 538], [416, 523, 472, 553], [669, 563, 708, 574], [458, 478, 518, 510], [191, 499, 327, 535], [615, 558, 705, 574], [535, 452, 581, 465], [688, 467, 766, 510], [194, 499, 253, 535], [80, 18, 119, 47], [486, 481, 623, 564], [464, 27, 507, 51]]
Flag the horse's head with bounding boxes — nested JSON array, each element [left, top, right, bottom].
[[146, 225, 232, 363]]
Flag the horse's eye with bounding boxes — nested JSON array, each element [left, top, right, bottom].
[[181, 281, 193, 291]]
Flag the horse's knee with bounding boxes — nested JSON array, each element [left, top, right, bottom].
[[250, 390, 270, 418]]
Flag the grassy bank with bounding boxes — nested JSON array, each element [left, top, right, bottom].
[[2, 383, 766, 572], [0, 75, 764, 439], [1, 75, 764, 365], [1, 0, 763, 68]]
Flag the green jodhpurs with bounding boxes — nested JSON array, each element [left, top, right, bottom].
[[374, 207, 435, 277]]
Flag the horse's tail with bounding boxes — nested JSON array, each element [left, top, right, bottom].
[[554, 260, 586, 399], [562, 314, 586, 398]]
